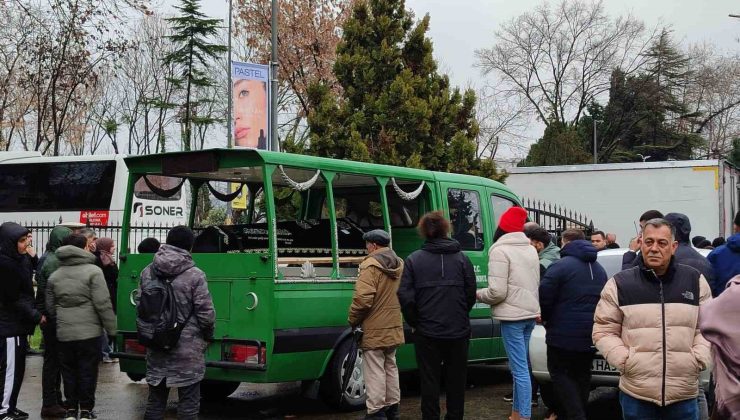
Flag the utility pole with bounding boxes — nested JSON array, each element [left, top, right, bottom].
[[227, 0, 233, 149], [593, 118, 598, 164], [270, 0, 280, 152]]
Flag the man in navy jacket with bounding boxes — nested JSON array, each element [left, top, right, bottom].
[[539, 229, 608, 420], [707, 211, 740, 297]]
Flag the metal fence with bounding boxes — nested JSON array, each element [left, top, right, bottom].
[[523, 198, 595, 242], [17, 221, 180, 253]]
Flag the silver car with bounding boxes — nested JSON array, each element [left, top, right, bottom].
[[529, 247, 711, 389]]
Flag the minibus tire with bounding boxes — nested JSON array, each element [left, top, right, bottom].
[[319, 338, 366, 411], [200, 380, 240, 401], [126, 373, 145, 382]]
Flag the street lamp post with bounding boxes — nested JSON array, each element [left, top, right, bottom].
[[593, 118, 598, 164], [270, 0, 279, 152], [227, 0, 233, 149]]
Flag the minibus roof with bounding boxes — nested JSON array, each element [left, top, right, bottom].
[[124, 148, 510, 190]]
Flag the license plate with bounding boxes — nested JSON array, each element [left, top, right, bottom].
[[591, 358, 618, 374]]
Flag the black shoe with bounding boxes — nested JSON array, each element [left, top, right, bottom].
[[8, 409, 28, 420], [79, 410, 96, 419], [63, 409, 77, 420], [503, 392, 513, 402], [385, 403, 400, 420]]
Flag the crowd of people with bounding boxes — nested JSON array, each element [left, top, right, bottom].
[[1, 203, 739, 420], [349, 207, 740, 420]]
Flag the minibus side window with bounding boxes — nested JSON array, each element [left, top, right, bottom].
[[491, 195, 516, 227], [448, 189, 484, 251]]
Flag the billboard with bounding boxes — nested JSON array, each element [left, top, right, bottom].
[[232, 61, 270, 149]]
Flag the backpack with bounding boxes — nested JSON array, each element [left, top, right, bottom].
[[136, 267, 193, 351]]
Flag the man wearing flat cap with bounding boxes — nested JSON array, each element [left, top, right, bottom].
[[348, 229, 405, 419]]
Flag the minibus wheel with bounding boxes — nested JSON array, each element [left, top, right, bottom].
[[320, 338, 366, 410], [201, 380, 240, 401]]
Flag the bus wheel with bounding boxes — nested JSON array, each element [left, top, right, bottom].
[[126, 373, 145, 382], [200, 380, 240, 401], [320, 338, 366, 411]]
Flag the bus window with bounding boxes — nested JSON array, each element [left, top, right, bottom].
[[491, 195, 516, 226], [448, 189, 484, 251], [384, 179, 429, 258], [134, 175, 182, 201], [0, 161, 116, 211]]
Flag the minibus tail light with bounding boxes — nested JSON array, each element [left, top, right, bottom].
[[124, 339, 147, 355], [223, 341, 265, 365]]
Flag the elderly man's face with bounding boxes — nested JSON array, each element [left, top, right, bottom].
[[641, 224, 677, 273]]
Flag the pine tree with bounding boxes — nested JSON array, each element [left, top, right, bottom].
[[306, 0, 502, 180], [165, 0, 227, 151]]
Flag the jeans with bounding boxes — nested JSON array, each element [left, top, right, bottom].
[[58, 337, 100, 410], [100, 332, 111, 360], [547, 346, 592, 420], [41, 322, 63, 407], [144, 380, 200, 420], [501, 319, 535, 418], [620, 391, 699, 420], [414, 334, 469, 420], [363, 347, 400, 414]]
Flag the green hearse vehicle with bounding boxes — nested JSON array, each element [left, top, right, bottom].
[[113, 148, 521, 409]]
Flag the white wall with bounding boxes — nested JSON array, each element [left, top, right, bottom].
[[506, 165, 721, 246]]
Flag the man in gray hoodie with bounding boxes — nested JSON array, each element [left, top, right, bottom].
[[141, 226, 216, 420]]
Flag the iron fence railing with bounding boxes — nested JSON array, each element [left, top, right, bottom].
[[523, 198, 595, 243]]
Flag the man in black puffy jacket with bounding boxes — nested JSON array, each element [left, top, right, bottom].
[[539, 229, 608, 420], [0, 222, 43, 420], [397, 211, 476, 420]]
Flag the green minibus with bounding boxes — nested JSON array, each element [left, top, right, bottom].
[[113, 148, 521, 409]]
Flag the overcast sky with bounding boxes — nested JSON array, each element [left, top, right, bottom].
[[161, 0, 740, 157]]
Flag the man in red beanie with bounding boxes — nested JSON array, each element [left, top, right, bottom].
[[479, 206, 541, 420]]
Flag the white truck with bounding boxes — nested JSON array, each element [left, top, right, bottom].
[[506, 160, 740, 244]]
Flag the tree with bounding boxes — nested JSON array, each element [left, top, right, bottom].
[[307, 0, 502, 180], [519, 121, 592, 166], [236, 0, 351, 149], [476, 0, 654, 128], [165, 0, 227, 151]]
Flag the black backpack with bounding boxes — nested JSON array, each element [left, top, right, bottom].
[[136, 267, 193, 352]]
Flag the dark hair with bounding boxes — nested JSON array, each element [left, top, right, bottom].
[[643, 218, 676, 240], [712, 237, 726, 248], [525, 227, 550, 246], [640, 210, 664, 222], [418, 211, 450, 240], [691, 236, 706, 248], [62, 234, 88, 249], [137, 237, 161, 254], [166, 226, 195, 251], [562, 229, 586, 243], [591, 230, 606, 240]]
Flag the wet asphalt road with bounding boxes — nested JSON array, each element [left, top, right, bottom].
[[18, 355, 621, 420]]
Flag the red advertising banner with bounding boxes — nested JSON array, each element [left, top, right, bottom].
[[79, 210, 110, 226]]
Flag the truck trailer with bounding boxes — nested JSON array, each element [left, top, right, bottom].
[[506, 160, 739, 246]]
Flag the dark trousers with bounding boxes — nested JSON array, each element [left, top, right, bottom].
[[59, 337, 101, 410], [546, 346, 592, 420], [0, 336, 27, 414], [144, 380, 201, 420], [414, 334, 469, 420], [41, 322, 63, 407], [620, 391, 698, 420]]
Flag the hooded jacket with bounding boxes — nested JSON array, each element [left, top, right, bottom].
[[0, 222, 41, 337], [478, 232, 540, 321], [398, 238, 476, 340], [34, 226, 72, 315], [593, 256, 712, 406], [706, 233, 740, 297], [348, 247, 404, 349], [538, 242, 561, 276], [539, 240, 607, 352], [140, 244, 216, 388], [699, 275, 740, 418], [46, 245, 116, 342]]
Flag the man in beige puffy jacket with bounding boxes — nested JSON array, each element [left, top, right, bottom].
[[593, 218, 711, 420]]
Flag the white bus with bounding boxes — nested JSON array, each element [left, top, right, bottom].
[[0, 152, 188, 230]]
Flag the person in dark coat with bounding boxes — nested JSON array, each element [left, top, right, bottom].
[[141, 226, 216, 420], [0, 222, 43, 420], [539, 229, 608, 420], [707, 211, 740, 297], [397, 212, 476, 420], [622, 210, 664, 270], [94, 237, 119, 364]]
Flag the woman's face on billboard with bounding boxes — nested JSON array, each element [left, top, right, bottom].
[[233, 79, 267, 148]]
